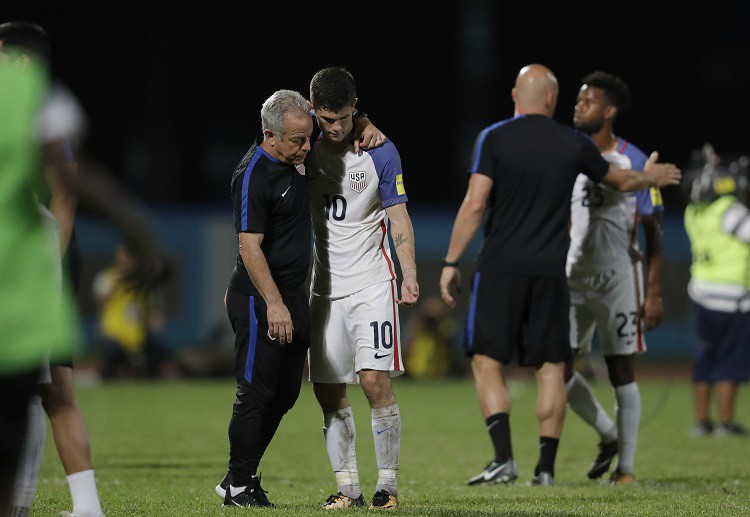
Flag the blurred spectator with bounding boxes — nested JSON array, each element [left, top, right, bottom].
[[404, 297, 458, 379], [92, 242, 166, 379], [684, 144, 750, 437]]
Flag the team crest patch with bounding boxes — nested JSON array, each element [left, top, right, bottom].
[[349, 171, 367, 193], [295, 163, 306, 175]]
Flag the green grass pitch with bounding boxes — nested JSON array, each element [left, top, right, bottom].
[[32, 376, 749, 516]]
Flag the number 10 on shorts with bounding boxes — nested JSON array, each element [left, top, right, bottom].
[[370, 321, 393, 349]]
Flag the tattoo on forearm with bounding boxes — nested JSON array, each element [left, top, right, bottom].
[[393, 233, 407, 249]]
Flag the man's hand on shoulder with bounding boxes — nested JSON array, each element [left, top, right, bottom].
[[353, 116, 386, 154]]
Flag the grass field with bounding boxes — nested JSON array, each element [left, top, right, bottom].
[[32, 375, 749, 516]]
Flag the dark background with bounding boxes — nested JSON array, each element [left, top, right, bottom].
[[5, 1, 750, 210]]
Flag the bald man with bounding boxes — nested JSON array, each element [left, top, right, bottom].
[[439, 64, 681, 486]]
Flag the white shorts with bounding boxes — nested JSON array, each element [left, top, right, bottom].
[[568, 264, 647, 357], [309, 280, 405, 384]]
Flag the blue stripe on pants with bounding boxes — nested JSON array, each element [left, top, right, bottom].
[[467, 272, 481, 346], [244, 296, 258, 383]]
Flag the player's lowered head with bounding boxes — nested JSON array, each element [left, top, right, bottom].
[[309, 67, 358, 151], [260, 89, 312, 166]]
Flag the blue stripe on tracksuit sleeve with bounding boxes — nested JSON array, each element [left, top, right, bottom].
[[241, 153, 263, 231], [469, 116, 521, 173], [244, 296, 258, 383], [467, 272, 481, 345]]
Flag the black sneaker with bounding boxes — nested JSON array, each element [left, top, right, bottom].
[[369, 490, 398, 510], [215, 471, 229, 499], [692, 421, 714, 436], [714, 422, 748, 437], [467, 459, 518, 486], [320, 492, 366, 509], [222, 475, 274, 508], [531, 471, 554, 486], [587, 440, 618, 479]]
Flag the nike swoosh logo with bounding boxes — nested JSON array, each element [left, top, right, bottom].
[[267, 330, 277, 341], [484, 464, 506, 480], [281, 186, 291, 197], [229, 485, 247, 497], [374, 352, 391, 359], [377, 427, 391, 435]]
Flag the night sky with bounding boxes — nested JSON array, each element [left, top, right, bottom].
[[5, 1, 750, 210]]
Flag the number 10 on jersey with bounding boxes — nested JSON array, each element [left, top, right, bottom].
[[370, 321, 393, 349], [323, 194, 347, 221]]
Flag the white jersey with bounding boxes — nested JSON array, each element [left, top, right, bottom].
[[37, 81, 86, 147], [307, 139, 408, 298], [567, 138, 658, 277]]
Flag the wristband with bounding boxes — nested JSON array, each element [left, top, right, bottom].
[[352, 110, 368, 120], [442, 260, 459, 268]]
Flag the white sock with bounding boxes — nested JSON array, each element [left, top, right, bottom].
[[67, 469, 103, 517], [566, 372, 617, 443], [614, 382, 640, 474], [323, 407, 360, 499], [372, 404, 400, 496], [11, 395, 46, 512]]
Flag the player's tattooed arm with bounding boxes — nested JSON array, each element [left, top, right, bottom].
[[385, 203, 418, 306], [393, 233, 408, 249]]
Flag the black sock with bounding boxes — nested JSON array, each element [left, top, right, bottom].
[[534, 436, 559, 476], [485, 413, 512, 463], [229, 471, 253, 489]]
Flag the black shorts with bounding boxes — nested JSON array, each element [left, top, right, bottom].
[[226, 286, 310, 388], [464, 271, 571, 367]]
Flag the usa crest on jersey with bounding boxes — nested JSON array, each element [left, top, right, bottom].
[[349, 171, 367, 193]]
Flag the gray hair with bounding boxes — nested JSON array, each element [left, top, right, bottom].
[[260, 89, 310, 137]]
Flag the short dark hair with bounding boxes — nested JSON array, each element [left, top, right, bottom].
[[310, 67, 356, 111], [582, 71, 631, 115], [0, 20, 50, 62]]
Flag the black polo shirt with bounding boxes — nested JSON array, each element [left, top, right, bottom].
[[469, 114, 609, 278], [228, 142, 311, 296]]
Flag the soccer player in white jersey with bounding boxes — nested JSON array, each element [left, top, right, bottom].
[[566, 71, 664, 484], [306, 67, 418, 511]]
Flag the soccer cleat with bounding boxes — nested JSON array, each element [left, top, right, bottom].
[[691, 421, 714, 437], [714, 422, 748, 437], [531, 471, 554, 486], [610, 470, 635, 485], [587, 440, 618, 479], [467, 459, 518, 486], [221, 475, 274, 508], [320, 492, 366, 509], [369, 490, 398, 510], [215, 472, 230, 498]]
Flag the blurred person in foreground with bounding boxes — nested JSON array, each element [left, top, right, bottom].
[[0, 20, 168, 517], [564, 71, 666, 484], [93, 242, 166, 380], [306, 67, 418, 511], [439, 64, 681, 487], [685, 144, 750, 437], [0, 20, 104, 517]]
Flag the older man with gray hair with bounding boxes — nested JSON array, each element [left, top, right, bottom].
[[221, 89, 313, 508]]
